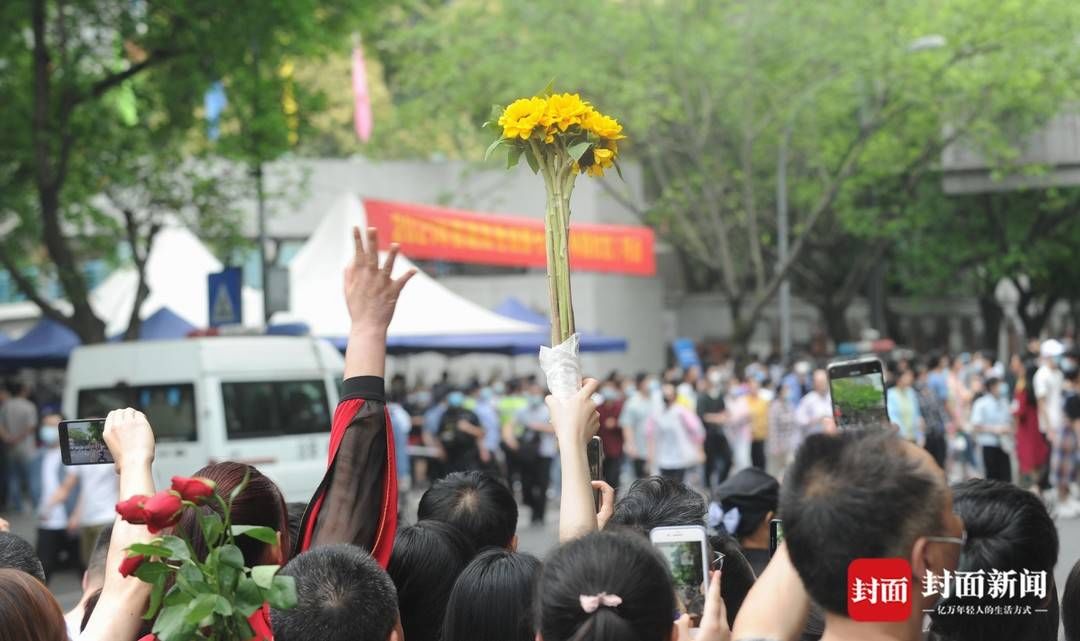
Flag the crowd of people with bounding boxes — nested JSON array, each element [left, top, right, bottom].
[[0, 228, 1078, 641], [388, 337, 1080, 521]]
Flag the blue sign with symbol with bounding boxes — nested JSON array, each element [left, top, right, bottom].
[[208, 267, 243, 327], [672, 338, 701, 370]]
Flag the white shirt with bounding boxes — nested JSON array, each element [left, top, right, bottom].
[[1033, 366, 1064, 433], [795, 391, 833, 434], [74, 465, 120, 527], [38, 448, 68, 530]]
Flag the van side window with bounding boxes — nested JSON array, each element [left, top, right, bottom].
[[221, 380, 331, 439], [77, 384, 197, 443]]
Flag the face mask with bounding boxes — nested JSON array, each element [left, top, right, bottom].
[[479, 387, 494, 402], [998, 383, 1010, 398], [492, 382, 506, 395], [601, 387, 620, 401], [707, 370, 722, 386], [528, 394, 544, 407], [447, 392, 464, 408], [39, 426, 60, 446], [648, 379, 662, 394]]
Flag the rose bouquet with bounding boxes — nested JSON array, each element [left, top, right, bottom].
[[116, 472, 296, 641], [486, 88, 625, 397]]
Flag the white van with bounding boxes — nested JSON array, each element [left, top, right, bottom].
[[62, 336, 344, 502]]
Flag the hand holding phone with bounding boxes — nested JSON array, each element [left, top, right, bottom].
[[827, 357, 889, 430], [769, 518, 784, 557], [651, 525, 711, 628], [587, 435, 604, 511]]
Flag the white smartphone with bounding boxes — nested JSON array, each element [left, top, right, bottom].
[[650, 525, 710, 627]]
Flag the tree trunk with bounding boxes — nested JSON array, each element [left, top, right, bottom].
[[976, 294, 1003, 353], [819, 298, 852, 346]]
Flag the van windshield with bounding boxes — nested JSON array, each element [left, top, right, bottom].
[[78, 383, 197, 442], [221, 380, 330, 439]]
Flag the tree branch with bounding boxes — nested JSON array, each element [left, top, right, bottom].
[[0, 245, 70, 326]]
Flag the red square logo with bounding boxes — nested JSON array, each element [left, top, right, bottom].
[[847, 558, 913, 622]]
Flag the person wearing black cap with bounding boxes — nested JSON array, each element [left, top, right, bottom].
[[708, 467, 778, 577]]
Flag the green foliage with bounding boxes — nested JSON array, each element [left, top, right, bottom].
[[125, 476, 293, 641]]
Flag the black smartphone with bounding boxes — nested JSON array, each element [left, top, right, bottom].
[[587, 435, 603, 512], [59, 419, 113, 465], [769, 518, 784, 557], [827, 357, 888, 430]]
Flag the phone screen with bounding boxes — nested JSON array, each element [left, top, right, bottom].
[[828, 359, 888, 430], [587, 436, 603, 512], [769, 518, 784, 557], [654, 540, 707, 626], [59, 419, 113, 465]]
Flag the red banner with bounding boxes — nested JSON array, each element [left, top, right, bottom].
[[363, 199, 656, 276]]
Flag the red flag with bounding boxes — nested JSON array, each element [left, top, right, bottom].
[[352, 46, 373, 142]]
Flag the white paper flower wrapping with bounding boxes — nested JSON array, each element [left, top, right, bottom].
[[539, 333, 582, 399]]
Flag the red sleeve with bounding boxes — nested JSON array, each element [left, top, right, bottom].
[[294, 376, 398, 568]]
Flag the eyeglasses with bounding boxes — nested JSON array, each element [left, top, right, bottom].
[[925, 529, 967, 547]]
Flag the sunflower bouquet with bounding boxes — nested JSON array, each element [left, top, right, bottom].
[[486, 89, 625, 397]]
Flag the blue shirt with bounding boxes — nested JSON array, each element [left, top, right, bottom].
[[927, 371, 950, 403], [887, 387, 923, 443], [473, 400, 502, 452], [970, 394, 1011, 447], [389, 403, 412, 476]]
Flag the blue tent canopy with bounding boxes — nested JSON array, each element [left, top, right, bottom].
[[108, 307, 197, 341], [326, 298, 627, 356], [0, 318, 81, 369], [493, 298, 628, 355]]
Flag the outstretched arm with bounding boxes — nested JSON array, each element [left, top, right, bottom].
[[731, 543, 809, 641], [80, 409, 157, 641], [296, 227, 415, 565], [548, 378, 601, 542]]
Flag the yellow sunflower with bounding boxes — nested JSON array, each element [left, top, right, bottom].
[[544, 93, 590, 132], [583, 109, 625, 140], [499, 97, 549, 140]]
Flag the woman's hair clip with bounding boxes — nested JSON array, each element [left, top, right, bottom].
[[579, 592, 623, 613]]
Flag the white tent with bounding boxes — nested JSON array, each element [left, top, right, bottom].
[[90, 226, 264, 335], [284, 194, 538, 338]]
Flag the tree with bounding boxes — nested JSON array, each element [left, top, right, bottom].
[[367, 0, 1080, 351], [0, 0, 385, 343]]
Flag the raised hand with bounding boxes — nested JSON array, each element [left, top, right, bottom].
[[344, 226, 416, 333], [103, 408, 156, 474]]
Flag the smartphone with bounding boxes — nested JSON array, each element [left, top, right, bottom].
[[769, 518, 784, 557], [827, 357, 888, 430], [59, 419, 113, 465], [650, 525, 710, 627], [587, 435, 603, 512]]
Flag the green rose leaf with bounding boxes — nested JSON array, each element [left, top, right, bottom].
[[267, 574, 298, 610], [142, 573, 168, 621], [152, 603, 192, 640], [213, 595, 234, 617], [235, 577, 264, 616], [164, 585, 193, 607], [507, 144, 524, 169], [127, 542, 173, 559], [133, 560, 172, 583], [184, 593, 219, 625], [251, 564, 279, 590], [524, 145, 540, 174], [219, 543, 245, 570], [159, 535, 192, 562], [231, 525, 279, 545], [199, 512, 224, 548]]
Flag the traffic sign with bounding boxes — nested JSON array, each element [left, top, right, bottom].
[[208, 267, 243, 327]]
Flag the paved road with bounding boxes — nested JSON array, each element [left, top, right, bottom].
[[4, 495, 1078, 629]]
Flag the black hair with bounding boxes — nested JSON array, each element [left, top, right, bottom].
[[0, 533, 45, 583], [443, 548, 541, 641], [635, 372, 648, 387], [270, 544, 398, 641], [84, 524, 113, 587], [388, 520, 476, 641], [285, 502, 307, 551], [781, 430, 945, 616], [1065, 558, 1080, 641], [1025, 364, 1039, 406], [709, 534, 754, 629], [930, 479, 1059, 641], [537, 530, 676, 641], [417, 471, 518, 550], [608, 476, 706, 534]]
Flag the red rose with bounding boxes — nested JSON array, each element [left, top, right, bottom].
[[119, 553, 145, 577], [170, 476, 217, 504], [115, 495, 150, 524], [142, 490, 184, 533], [137, 635, 157, 641]]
